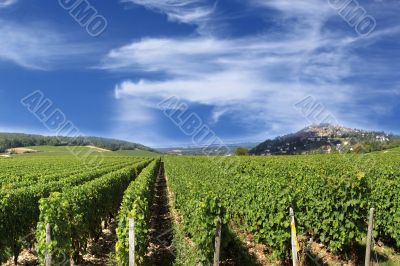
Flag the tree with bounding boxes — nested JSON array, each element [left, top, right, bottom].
[[235, 147, 249, 156]]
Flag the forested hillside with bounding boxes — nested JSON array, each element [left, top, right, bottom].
[[0, 133, 156, 153]]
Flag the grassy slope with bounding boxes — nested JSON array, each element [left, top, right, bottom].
[[370, 146, 400, 155], [382, 146, 400, 154], [19, 146, 159, 156], [21, 146, 103, 156], [109, 149, 160, 156]]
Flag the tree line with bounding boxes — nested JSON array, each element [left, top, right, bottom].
[[0, 133, 156, 153]]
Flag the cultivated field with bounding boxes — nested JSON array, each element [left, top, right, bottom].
[[0, 148, 399, 265]]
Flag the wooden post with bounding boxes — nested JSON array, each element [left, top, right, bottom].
[[213, 217, 222, 266], [365, 208, 375, 266], [129, 218, 135, 266], [290, 208, 299, 266], [45, 223, 52, 266]]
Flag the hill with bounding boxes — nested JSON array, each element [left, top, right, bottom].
[[157, 142, 258, 156], [251, 124, 400, 155], [0, 133, 158, 154], [5, 145, 160, 157]]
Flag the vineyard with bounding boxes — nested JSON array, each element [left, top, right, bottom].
[[163, 152, 400, 265], [0, 150, 399, 265], [0, 155, 155, 264]]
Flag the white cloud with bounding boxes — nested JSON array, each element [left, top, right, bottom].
[[0, 0, 17, 8], [122, 0, 216, 31], [106, 0, 399, 144], [0, 21, 100, 70], [101, 36, 340, 77], [251, 0, 333, 16], [105, 35, 367, 142]]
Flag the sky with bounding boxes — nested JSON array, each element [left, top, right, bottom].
[[0, 0, 399, 147]]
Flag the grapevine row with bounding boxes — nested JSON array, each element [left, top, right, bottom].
[[115, 159, 161, 265], [36, 159, 153, 264], [164, 153, 400, 262], [0, 157, 150, 262]]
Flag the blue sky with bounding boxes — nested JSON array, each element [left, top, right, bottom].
[[0, 0, 399, 147]]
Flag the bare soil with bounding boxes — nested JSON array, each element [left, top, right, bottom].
[[85, 146, 112, 153], [7, 148, 37, 154], [145, 162, 175, 266], [81, 219, 118, 265], [2, 249, 37, 266], [2, 220, 118, 266]]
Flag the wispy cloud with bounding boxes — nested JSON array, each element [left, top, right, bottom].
[[121, 0, 216, 32], [0, 21, 102, 70], [104, 36, 370, 140], [101, 36, 336, 77], [0, 0, 17, 8], [105, 0, 400, 144], [251, 0, 333, 17]]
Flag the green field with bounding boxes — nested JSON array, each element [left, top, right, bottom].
[[0, 154, 154, 263], [109, 149, 161, 157], [379, 146, 400, 154], [6, 145, 160, 157], [20, 145, 104, 155], [0, 151, 399, 265], [164, 153, 400, 264]]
